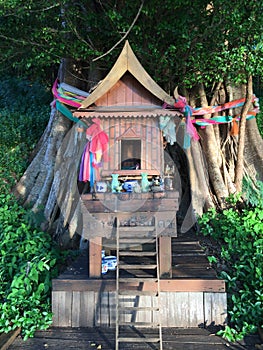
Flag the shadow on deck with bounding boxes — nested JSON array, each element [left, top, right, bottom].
[[7, 327, 262, 350], [57, 231, 219, 281], [51, 231, 228, 328]]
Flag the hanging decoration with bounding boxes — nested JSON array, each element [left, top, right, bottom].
[[52, 79, 85, 108], [78, 118, 109, 187], [55, 100, 87, 128], [159, 116, 177, 145], [173, 95, 200, 142], [191, 96, 259, 116], [52, 79, 260, 151], [163, 94, 260, 148]]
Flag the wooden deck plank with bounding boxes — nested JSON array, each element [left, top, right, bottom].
[[7, 327, 260, 350], [52, 278, 225, 292], [0, 328, 21, 350]]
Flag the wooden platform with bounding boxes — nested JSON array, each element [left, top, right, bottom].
[[52, 233, 227, 328], [7, 327, 261, 350]]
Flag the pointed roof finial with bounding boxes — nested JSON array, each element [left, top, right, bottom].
[[80, 41, 175, 108]]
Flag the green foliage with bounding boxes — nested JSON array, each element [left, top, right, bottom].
[[1, 1, 263, 88], [0, 193, 64, 339], [0, 75, 65, 338], [198, 190, 263, 342], [0, 76, 51, 192]]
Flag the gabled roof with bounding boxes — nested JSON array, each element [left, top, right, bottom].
[[79, 41, 175, 109]]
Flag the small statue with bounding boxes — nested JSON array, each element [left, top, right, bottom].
[[111, 174, 119, 193], [141, 173, 150, 192], [164, 175, 173, 190]]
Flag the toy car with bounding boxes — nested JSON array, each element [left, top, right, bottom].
[[101, 253, 117, 274], [104, 255, 117, 271]]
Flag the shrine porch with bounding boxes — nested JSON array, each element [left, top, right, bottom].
[[52, 235, 227, 328]]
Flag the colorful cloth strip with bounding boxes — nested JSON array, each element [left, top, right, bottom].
[[52, 78, 260, 122], [55, 100, 87, 128], [192, 96, 259, 116], [52, 79, 82, 108], [192, 113, 256, 127]]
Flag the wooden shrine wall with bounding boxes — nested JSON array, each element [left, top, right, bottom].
[[100, 117, 163, 177], [95, 73, 161, 107]]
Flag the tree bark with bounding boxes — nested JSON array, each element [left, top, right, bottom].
[[14, 107, 72, 209], [244, 118, 263, 182], [234, 75, 253, 192], [187, 140, 214, 215], [197, 83, 229, 205]]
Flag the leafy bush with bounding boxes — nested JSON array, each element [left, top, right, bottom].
[[0, 194, 64, 339], [0, 76, 51, 113], [0, 76, 65, 339], [198, 189, 263, 342]]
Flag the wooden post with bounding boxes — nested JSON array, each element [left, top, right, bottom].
[[89, 237, 102, 278], [159, 236, 172, 278]]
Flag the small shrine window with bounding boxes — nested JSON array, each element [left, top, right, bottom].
[[121, 139, 141, 170]]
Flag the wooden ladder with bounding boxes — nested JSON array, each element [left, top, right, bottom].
[[115, 216, 163, 350]]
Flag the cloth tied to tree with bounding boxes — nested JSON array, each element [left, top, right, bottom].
[[173, 96, 200, 144], [79, 118, 109, 186]]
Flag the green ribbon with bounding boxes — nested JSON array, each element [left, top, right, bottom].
[[56, 100, 87, 128]]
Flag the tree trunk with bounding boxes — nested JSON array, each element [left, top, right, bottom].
[[187, 140, 214, 215], [234, 75, 253, 192], [14, 107, 72, 209], [197, 83, 229, 205], [244, 118, 263, 182]]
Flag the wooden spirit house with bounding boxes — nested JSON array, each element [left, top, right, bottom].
[[52, 42, 227, 341], [75, 40, 182, 278]]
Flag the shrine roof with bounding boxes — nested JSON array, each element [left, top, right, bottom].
[[79, 41, 175, 109]]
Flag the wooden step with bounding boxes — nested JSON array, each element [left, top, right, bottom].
[[118, 277, 158, 282], [118, 337, 160, 343], [119, 238, 155, 244], [119, 226, 155, 231], [116, 216, 162, 350], [119, 251, 157, 256], [118, 321, 160, 327], [119, 272, 157, 279], [118, 290, 158, 296], [119, 264, 157, 269], [118, 306, 159, 312], [173, 252, 206, 257]]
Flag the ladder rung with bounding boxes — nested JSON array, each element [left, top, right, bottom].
[[118, 238, 155, 244], [119, 264, 157, 269], [117, 337, 160, 343], [118, 306, 159, 312], [119, 251, 156, 256], [118, 290, 158, 296], [119, 226, 155, 231], [118, 321, 160, 327], [118, 277, 158, 283]]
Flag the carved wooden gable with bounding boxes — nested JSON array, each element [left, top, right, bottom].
[[95, 73, 161, 108]]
